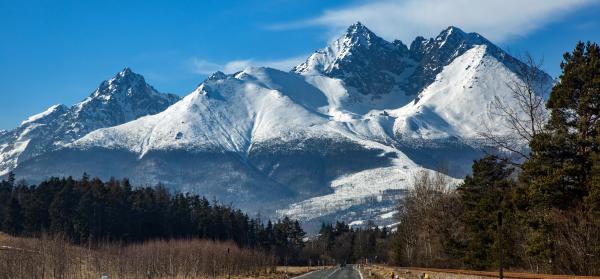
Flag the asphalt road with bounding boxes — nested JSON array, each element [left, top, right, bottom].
[[293, 265, 364, 279]]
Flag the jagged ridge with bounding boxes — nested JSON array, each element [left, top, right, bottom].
[[3, 24, 552, 230], [0, 68, 180, 175]]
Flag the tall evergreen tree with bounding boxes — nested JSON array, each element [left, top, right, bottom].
[[2, 196, 23, 234], [0, 177, 12, 230], [522, 42, 600, 209], [520, 41, 600, 272], [458, 156, 520, 269]]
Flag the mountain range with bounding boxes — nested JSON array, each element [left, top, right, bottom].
[[0, 23, 552, 230]]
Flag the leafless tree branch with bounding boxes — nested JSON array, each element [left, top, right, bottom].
[[479, 52, 552, 164]]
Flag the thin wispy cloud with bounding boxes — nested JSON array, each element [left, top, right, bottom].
[[190, 55, 309, 75], [271, 0, 598, 43]]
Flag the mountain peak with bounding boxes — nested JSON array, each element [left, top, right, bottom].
[[293, 21, 418, 98], [344, 22, 379, 46], [346, 22, 369, 34], [117, 67, 134, 77], [113, 67, 144, 83], [433, 26, 469, 46], [440, 26, 466, 37], [91, 68, 149, 99], [433, 26, 490, 48], [207, 71, 227, 81]]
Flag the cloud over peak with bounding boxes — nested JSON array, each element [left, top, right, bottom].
[[274, 0, 596, 43]]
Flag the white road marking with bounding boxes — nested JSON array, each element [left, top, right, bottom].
[[291, 267, 338, 279], [354, 265, 365, 279], [324, 267, 340, 279], [291, 270, 317, 279]]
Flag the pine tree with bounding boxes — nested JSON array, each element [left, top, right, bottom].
[[7, 171, 15, 187], [289, 220, 306, 251], [458, 155, 520, 269], [520, 41, 600, 272], [3, 196, 23, 234], [582, 42, 600, 215], [522, 42, 600, 210], [262, 220, 274, 252], [49, 180, 79, 238], [0, 178, 12, 231]]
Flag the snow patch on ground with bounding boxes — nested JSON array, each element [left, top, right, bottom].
[[380, 210, 397, 219], [349, 220, 364, 226]]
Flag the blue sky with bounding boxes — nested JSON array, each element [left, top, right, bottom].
[[1, 0, 599, 130]]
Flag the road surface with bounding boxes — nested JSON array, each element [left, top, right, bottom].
[[293, 265, 364, 279]]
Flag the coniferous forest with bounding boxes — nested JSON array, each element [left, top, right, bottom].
[[0, 174, 308, 263], [0, 172, 391, 268]]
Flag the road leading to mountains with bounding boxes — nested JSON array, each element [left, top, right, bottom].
[[293, 266, 364, 279]]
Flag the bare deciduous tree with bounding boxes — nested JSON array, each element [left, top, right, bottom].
[[480, 53, 552, 162], [0, 234, 275, 279], [393, 170, 462, 268]]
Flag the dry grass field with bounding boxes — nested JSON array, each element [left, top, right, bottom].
[[0, 232, 280, 279], [360, 265, 600, 279]]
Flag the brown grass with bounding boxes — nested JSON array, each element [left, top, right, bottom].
[[0, 232, 276, 279], [361, 265, 600, 279]]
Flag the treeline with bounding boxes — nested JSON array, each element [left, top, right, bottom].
[[302, 221, 390, 264], [392, 42, 600, 275], [0, 174, 306, 264]]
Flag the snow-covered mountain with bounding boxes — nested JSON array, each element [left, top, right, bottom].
[[0, 68, 180, 175], [4, 24, 551, 230], [293, 22, 418, 112]]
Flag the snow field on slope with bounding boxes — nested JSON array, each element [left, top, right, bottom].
[[278, 156, 461, 220], [391, 45, 525, 140], [73, 68, 349, 156]]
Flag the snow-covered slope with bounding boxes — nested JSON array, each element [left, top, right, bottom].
[[74, 68, 337, 155], [393, 45, 520, 139], [0, 68, 180, 175], [16, 67, 410, 213], [6, 24, 551, 229]]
